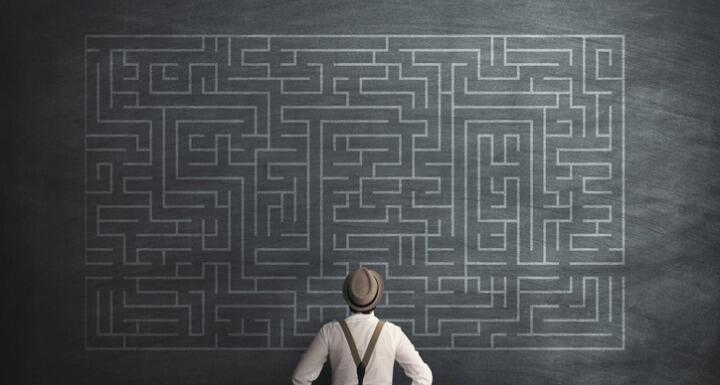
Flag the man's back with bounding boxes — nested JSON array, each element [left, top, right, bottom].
[[292, 312, 433, 385]]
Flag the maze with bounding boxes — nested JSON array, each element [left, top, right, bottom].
[[85, 35, 625, 350]]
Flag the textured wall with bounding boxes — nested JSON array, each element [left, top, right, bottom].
[[84, 34, 625, 351], [3, 1, 719, 384]]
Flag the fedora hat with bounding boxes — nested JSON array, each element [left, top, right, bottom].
[[342, 267, 384, 312]]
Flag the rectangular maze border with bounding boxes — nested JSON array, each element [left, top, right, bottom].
[[85, 35, 625, 350]]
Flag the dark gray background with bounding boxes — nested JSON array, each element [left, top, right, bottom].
[[2, 0, 719, 384]]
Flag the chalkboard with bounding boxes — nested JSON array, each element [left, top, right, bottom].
[[2, 1, 719, 384]]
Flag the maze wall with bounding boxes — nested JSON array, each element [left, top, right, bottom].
[[84, 35, 625, 350]]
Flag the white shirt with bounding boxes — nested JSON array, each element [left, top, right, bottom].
[[292, 312, 432, 385]]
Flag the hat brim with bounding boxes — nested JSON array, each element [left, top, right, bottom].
[[343, 269, 384, 312]]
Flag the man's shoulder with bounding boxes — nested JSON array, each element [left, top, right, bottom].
[[380, 320, 407, 336], [319, 320, 341, 335]]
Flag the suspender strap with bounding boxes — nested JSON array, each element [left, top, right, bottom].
[[362, 320, 385, 367], [338, 320, 362, 366], [338, 319, 386, 385]]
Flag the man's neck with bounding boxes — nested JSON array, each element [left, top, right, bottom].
[[350, 310, 375, 316]]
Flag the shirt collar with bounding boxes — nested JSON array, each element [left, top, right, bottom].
[[344, 311, 376, 322]]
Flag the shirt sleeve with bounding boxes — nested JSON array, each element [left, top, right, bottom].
[[395, 328, 433, 385], [291, 324, 329, 385]]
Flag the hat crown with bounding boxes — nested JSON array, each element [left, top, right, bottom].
[[348, 268, 376, 305]]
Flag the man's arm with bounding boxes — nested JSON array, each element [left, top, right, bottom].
[[292, 325, 329, 385], [395, 329, 433, 385]]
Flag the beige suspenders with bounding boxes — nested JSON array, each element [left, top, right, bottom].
[[338, 319, 385, 385]]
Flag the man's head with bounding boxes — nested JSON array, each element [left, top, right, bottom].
[[343, 267, 384, 313]]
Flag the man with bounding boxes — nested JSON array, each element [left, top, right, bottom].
[[292, 267, 432, 385]]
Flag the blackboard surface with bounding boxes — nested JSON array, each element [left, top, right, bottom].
[[2, 1, 719, 384]]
